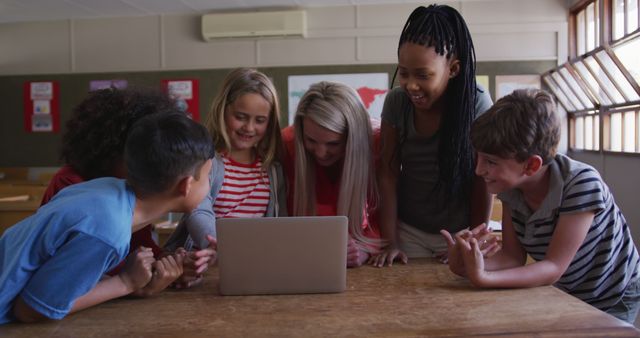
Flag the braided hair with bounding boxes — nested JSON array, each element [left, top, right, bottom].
[[392, 4, 478, 201]]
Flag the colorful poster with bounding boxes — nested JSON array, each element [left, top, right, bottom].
[[23, 81, 59, 133], [89, 79, 128, 91], [30, 82, 52, 100], [476, 75, 490, 92], [495, 75, 541, 100], [162, 79, 200, 122], [287, 73, 389, 125]]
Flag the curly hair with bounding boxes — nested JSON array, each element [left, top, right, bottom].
[[61, 88, 177, 179]]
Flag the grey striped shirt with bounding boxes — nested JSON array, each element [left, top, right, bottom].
[[498, 153, 639, 311]]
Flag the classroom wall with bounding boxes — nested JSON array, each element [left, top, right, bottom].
[[0, 0, 567, 167], [0, 60, 556, 167], [0, 0, 568, 75]]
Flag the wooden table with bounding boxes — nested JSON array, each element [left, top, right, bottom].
[[1, 259, 638, 337]]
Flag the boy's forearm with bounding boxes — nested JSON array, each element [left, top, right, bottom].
[[69, 275, 135, 314], [482, 249, 526, 271], [472, 260, 563, 288]]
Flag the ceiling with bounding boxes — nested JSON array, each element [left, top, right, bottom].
[[0, 0, 431, 23]]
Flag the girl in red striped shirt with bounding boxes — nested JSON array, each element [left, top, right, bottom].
[[164, 68, 287, 256]]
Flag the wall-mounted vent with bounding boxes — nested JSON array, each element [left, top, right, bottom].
[[201, 10, 306, 40]]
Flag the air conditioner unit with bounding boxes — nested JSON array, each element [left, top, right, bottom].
[[201, 10, 307, 40]]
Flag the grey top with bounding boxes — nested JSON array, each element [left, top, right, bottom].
[[163, 153, 288, 251], [498, 154, 639, 311], [381, 86, 492, 234]]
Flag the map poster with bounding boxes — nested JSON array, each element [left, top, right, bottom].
[[287, 73, 389, 125]]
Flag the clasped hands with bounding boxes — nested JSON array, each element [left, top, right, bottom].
[[119, 235, 218, 296], [440, 223, 500, 284]]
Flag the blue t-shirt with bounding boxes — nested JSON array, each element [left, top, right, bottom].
[[0, 178, 134, 324]]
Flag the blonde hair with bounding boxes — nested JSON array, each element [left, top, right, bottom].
[[293, 81, 379, 252], [205, 68, 282, 168]]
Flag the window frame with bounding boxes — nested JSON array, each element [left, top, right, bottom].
[[553, 0, 640, 155]]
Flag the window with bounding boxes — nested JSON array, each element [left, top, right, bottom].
[[548, 0, 640, 154], [613, 0, 639, 40], [574, 0, 601, 55]]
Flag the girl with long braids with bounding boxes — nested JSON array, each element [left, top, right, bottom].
[[370, 4, 494, 266]]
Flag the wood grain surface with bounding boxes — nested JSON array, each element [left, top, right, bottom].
[[1, 258, 638, 337]]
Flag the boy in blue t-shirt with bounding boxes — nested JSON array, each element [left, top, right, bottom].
[[441, 89, 640, 323], [0, 112, 214, 324]]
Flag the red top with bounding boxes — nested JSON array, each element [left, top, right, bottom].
[[213, 154, 270, 218], [41, 165, 163, 275], [281, 123, 382, 245]]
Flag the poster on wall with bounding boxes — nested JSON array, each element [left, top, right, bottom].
[[89, 79, 128, 91], [288, 73, 389, 125], [476, 75, 490, 92], [161, 79, 200, 122], [495, 75, 541, 100], [23, 81, 59, 133]]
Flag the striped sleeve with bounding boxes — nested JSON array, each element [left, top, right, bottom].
[[559, 168, 606, 215]]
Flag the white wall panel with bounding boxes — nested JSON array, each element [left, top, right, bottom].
[[474, 31, 558, 61], [307, 6, 356, 29], [74, 16, 160, 72], [462, 0, 566, 24], [357, 36, 397, 62], [0, 21, 71, 74], [356, 3, 426, 28], [259, 38, 355, 66]]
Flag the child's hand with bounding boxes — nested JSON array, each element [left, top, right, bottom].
[[470, 223, 501, 258], [133, 254, 184, 297], [456, 236, 487, 286], [442, 224, 500, 275], [440, 229, 466, 276], [173, 235, 217, 289], [368, 245, 408, 267], [347, 237, 369, 268], [118, 246, 155, 292]]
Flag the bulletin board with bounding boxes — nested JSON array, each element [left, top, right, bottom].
[[0, 60, 556, 167]]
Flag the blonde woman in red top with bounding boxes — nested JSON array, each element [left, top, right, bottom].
[[282, 81, 381, 268]]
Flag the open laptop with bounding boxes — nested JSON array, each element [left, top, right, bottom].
[[216, 216, 348, 296]]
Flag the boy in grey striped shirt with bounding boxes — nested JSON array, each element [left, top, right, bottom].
[[441, 89, 640, 323]]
